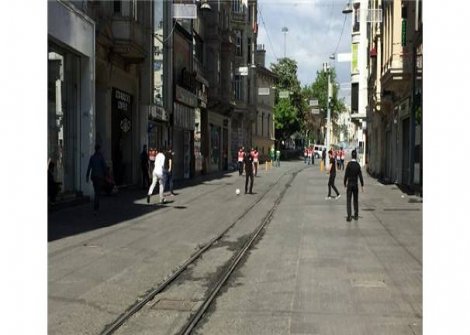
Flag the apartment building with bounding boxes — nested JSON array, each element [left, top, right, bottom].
[[366, 0, 422, 192], [349, 0, 369, 166], [253, 45, 276, 156], [230, 0, 258, 161], [48, 0, 96, 200]]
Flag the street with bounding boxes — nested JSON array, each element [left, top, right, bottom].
[[48, 160, 422, 335]]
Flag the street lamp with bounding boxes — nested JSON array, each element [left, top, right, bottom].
[[281, 27, 288, 58], [342, 1, 353, 14], [199, 0, 212, 11]]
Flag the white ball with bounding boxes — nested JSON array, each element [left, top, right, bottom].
[[236, 188, 240, 195]]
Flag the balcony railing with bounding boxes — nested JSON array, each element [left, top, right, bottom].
[[111, 18, 146, 63]]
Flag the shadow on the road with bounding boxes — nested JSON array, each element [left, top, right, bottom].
[[48, 170, 235, 242]]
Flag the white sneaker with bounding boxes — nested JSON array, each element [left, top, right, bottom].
[[325, 196, 332, 200], [336, 194, 341, 200]]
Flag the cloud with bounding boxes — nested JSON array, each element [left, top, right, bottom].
[[258, 0, 353, 105]]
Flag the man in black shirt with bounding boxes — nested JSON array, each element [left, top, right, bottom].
[[244, 150, 254, 194], [344, 150, 364, 221], [326, 149, 341, 200], [86, 144, 108, 213], [164, 147, 175, 196]]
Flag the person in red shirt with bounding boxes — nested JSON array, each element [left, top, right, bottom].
[[252, 147, 259, 176], [237, 146, 245, 176]]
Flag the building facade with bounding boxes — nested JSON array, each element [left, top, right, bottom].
[[48, 0, 96, 199], [349, 0, 369, 166], [253, 45, 276, 156], [366, 0, 422, 193], [48, 0, 263, 201]]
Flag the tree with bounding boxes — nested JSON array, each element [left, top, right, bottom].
[[270, 58, 304, 143], [302, 67, 346, 144]]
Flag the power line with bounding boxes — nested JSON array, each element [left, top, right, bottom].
[[258, 4, 279, 61], [333, 14, 347, 55]]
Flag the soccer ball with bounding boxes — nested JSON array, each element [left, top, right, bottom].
[[236, 188, 240, 195]]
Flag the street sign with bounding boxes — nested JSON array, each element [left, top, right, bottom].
[[258, 87, 270, 95], [311, 108, 320, 115], [337, 53, 352, 62], [309, 99, 318, 107], [279, 91, 290, 99], [173, 4, 197, 19], [237, 66, 249, 76]]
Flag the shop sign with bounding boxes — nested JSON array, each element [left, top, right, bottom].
[[113, 88, 132, 112], [174, 102, 195, 130], [148, 105, 169, 121], [176, 85, 198, 108], [120, 117, 131, 133]]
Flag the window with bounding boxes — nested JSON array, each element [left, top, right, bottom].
[[248, 38, 252, 64], [268, 114, 271, 138], [353, 3, 360, 32], [351, 83, 359, 114], [233, 75, 243, 100], [114, 0, 121, 14], [235, 30, 243, 56], [232, 0, 243, 13], [261, 113, 265, 137]]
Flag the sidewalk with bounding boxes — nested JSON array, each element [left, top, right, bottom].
[[48, 169, 240, 241]]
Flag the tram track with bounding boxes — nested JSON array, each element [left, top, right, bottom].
[[99, 166, 303, 335]]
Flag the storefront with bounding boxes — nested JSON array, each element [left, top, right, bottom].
[[208, 111, 230, 173], [173, 85, 197, 180], [111, 88, 134, 186], [48, 1, 95, 198], [148, 105, 169, 151]]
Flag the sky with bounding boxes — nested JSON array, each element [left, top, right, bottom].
[[257, 0, 353, 104]]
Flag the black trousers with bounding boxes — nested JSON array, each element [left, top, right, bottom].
[[328, 174, 339, 197], [238, 161, 244, 175], [141, 165, 150, 188], [245, 172, 253, 193], [91, 177, 103, 211], [346, 184, 359, 217]]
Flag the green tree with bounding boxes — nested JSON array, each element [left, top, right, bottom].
[[302, 67, 346, 143], [270, 58, 305, 143]]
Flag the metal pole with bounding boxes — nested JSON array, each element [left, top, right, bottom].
[[282, 27, 288, 58], [284, 32, 286, 58], [326, 63, 331, 156]]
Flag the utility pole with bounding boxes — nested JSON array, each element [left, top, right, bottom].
[[324, 62, 332, 155], [282, 27, 288, 58]]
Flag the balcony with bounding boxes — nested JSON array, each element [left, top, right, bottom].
[[381, 51, 412, 96], [111, 18, 146, 63]]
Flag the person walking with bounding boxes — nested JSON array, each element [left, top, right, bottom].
[[86, 144, 108, 214], [140, 145, 150, 189], [326, 149, 341, 200], [322, 148, 326, 168], [275, 148, 281, 167], [344, 149, 364, 221], [147, 148, 166, 204], [340, 147, 345, 170], [307, 146, 312, 165], [252, 147, 259, 176], [243, 149, 254, 194], [164, 146, 175, 196], [237, 146, 245, 176]]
